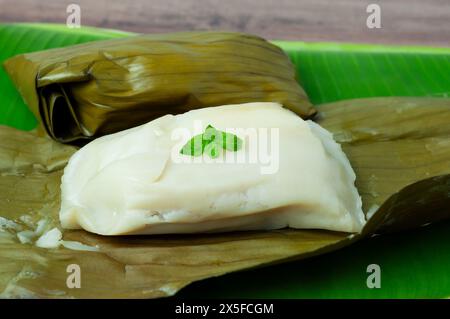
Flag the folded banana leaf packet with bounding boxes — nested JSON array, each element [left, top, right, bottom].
[[0, 97, 449, 298], [3, 31, 314, 143]]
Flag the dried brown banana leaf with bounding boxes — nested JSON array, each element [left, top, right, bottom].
[[0, 97, 449, 298], [3, 32, 314, 143], [316, 97, 450, 218]]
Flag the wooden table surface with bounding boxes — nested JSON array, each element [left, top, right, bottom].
[[0, 0, 449, 46]]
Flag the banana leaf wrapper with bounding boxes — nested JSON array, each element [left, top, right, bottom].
[[0, 97, 449, 298], [3, 32, 314, 143]]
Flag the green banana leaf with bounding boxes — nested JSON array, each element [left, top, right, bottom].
[[0, 23, 449, 298]]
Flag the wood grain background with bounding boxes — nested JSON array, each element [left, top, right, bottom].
[[0, 0, 449, 46]]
